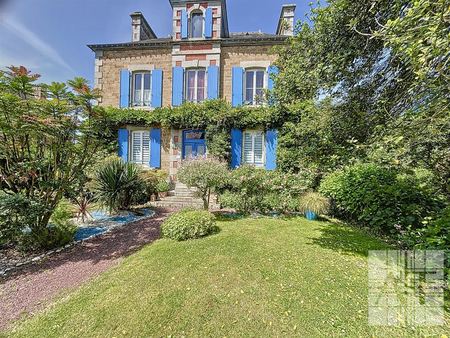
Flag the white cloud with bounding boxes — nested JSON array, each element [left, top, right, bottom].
[[1, 16, 75, 74]]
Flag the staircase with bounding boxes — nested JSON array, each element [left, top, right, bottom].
[[151, 182, 216, 210]]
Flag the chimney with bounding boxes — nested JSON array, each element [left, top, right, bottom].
[[276, 4, 296, 36], [130, 12, 157, 42]]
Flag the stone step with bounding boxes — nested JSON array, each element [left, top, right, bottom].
[[168, 191, 196, 197], [161, 195, 202, 201], [150, 201, 204, 209], [173, 188, 196, 194]]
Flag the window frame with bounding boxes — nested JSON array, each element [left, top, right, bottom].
[[131, 71, 152, 107], [129, 130, 150, 165], [185, 68, 207, 103], [242, 130, 265, 167], [243, 68, 267, 106], [189, 11, 205, 39]]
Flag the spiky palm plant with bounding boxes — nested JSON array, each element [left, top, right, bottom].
[[94, 158, 144, 213]]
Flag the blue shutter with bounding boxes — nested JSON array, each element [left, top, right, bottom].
[[172, 67, 184, 106], [151, 69, 163, 108], [118, 129, 129, 162], [265, 129, 278, 171], [231, 128, 243, 169], [232, 67, 244, 107], [205, 8, 213, 38], [207, 65, 219, 99], [119, 69, 130, 108], [181, 10, 188, 39], [268, 65, 278, 91], [150, 128, 161, 168]]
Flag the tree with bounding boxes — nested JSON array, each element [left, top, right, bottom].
[[177, 158, 229, 210], [273, 0, 450, 198], [0, 66, 107, 233]]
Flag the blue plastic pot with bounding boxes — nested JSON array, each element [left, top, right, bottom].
[[305, 210, 318, 221]]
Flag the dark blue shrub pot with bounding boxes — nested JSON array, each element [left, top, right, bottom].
[[305, 210, 318, 221]]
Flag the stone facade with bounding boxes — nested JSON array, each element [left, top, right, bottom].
[[89, 0, 295, 180], [220, 45, 278, 103], [97, 48, 173, 107]]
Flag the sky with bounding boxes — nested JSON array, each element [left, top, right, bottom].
[[0, 0, 311, 85]]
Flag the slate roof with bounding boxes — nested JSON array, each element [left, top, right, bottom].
[[88, 33, 287, 51]]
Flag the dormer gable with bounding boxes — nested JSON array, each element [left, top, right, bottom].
[[170, 0, 229, 41]]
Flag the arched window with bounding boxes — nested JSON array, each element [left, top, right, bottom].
[[190, 11, 204, 38]]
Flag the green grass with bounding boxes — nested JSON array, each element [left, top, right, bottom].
[[5, 217, 449, 337]]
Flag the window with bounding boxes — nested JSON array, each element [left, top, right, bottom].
[[186, 69, 206, 103], [130, 131, 150, 165], [243, 130, 264, 166], [244, 69, 266, 106], [190, 12, 204, 38], [132, 72, 151, 107]]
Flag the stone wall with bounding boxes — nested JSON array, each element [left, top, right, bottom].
[[96, 43, 279, 180], [220, 45, 278, 102], [98, 48, 172, 107]]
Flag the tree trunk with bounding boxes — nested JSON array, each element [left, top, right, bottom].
[[203, 188, 210, 210]]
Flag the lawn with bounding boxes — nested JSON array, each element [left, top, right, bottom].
[[4, 217, 449, 337]]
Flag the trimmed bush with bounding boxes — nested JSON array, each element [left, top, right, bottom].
[[219, 167, 313, 214], [161, 209, 216, 241], [319, 163, 443, 233]]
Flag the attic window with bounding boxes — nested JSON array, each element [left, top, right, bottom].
[[190, 12, 204, 38]]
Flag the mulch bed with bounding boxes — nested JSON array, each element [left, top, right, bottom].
[[0, 208, 172, 331]]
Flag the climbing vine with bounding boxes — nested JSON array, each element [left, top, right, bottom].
[[103, 100, 284, 161]]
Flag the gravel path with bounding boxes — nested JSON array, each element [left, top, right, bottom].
[[0, 208, 172, 331]]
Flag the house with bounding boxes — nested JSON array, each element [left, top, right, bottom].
[[88, 0, 296, 182]]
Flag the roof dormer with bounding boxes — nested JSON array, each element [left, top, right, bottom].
[[170, 0, 229, 41]]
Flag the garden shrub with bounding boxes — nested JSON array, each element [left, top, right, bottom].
[[161, 209, 217, 241], [22, 199, 77, 251], [400, 206, 450, 250], [156, 180, 171, 193], [94, 157, 146, 212], [0, 194, 48, 246], [178, 158, 230, 210], [20, 221, 77, 252], [0, 195, 76, 251], [140, 170, 169, 198], [319, 163, 443, 233], [400, 206, 450, 280], [219, 167, 313, 214]]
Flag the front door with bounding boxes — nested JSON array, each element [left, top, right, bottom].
[[183, 130, 207, 159]]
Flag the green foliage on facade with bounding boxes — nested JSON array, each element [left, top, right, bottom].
[[104, 100, 282, 162]]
